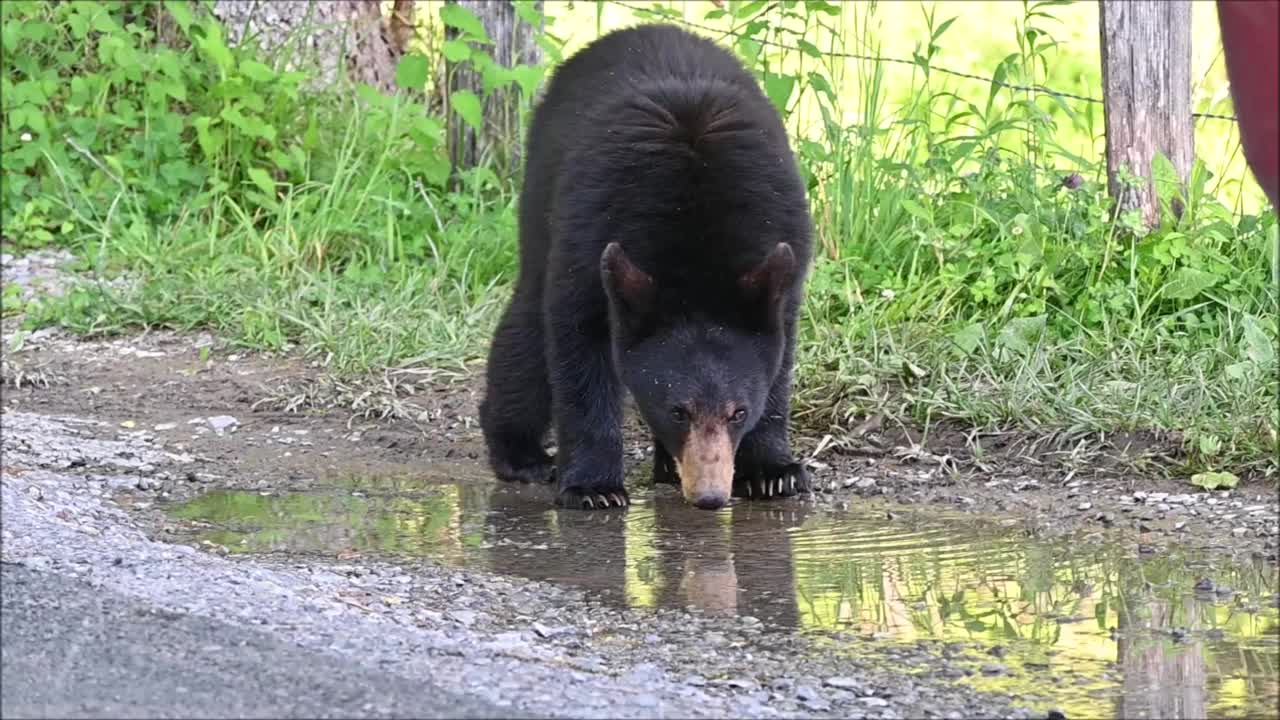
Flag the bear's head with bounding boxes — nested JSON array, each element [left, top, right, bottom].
[[601, 241, 796, 510]]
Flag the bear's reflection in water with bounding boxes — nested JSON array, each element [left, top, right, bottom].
[[479, 482, 808, 628]]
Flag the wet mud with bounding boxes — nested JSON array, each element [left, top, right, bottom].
[[169, 472, 1280, 720]]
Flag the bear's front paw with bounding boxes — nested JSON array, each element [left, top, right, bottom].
[[556, 485, 631, 510], [492, 455, 556, 485], [733, 462, 811, 500]]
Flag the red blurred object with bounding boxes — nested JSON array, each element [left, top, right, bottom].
[[1216, 0, 1280, 207]]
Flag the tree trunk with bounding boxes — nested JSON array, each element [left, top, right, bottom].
[[1099, 1, 1194, 228], [212, 0, 414, 93], [445, 1, 542, 180]]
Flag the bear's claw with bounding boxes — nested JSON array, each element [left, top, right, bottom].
[[556, 487, 631, 510], [733, 462, 811, 500]]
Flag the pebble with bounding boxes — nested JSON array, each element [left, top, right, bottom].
[[205, 415, 240, 434], [448, 610, 477, 626], [824, 676, 862, 690]]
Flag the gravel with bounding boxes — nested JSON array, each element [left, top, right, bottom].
[[1, 411, 1038, 719]]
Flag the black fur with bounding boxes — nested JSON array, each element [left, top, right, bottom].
[[478, 24, 813, 510]]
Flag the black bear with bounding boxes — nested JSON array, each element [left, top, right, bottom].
[[479, 23, 813, 511]]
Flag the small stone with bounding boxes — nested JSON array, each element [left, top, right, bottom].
[[206, 415, 239, 434], [631, 694, 660, 708], [824, 677, 861, 690], [1047, 710, 1067, 720], [532, 622, 571, 639], [1232, 528, 1249, 538], [448, 610, 477, 626], [1077, 502, 1092, 511], [1193, 577, 1215, 592], [153, 422, 177, 431], [859, 696, 890, 707], [795, 685, 821, 702], [980, 663, 1009, 675]]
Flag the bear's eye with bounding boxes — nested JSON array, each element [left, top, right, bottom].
[[671, 407, 690, 423], [729, 408, 748, 424]]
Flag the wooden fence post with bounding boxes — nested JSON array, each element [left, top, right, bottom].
[[1099, 0, 1194, 228], [445, 1, 543, 183]]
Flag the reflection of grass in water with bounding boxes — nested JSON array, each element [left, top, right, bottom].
[[788, 516, 1279, 718], [172, 486, 463, 557], [623, 506, 665, 609]]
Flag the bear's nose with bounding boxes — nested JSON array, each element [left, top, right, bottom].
[[693, 493, 727, 511]]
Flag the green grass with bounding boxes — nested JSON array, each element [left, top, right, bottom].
[[4, 0, 1277, 478]]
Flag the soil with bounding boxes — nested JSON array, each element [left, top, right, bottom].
[[3, 323, 1276, 563]]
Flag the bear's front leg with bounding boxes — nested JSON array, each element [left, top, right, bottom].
[[734, 411, 810, 500], [546, 295, 629, 510]]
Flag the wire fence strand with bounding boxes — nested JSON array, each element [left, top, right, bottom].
[[611, 1, 1238, 123]]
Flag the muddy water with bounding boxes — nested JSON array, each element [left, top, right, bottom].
[[169, 471, 1279, 719]]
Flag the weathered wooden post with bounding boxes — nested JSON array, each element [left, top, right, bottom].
[[444, 1, 543, 181], [1099, 1, 1194, 228]]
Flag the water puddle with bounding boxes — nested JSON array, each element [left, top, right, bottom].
[[168, 472, 1279, 719]]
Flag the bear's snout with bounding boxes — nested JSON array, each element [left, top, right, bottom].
[[692, 493, 728, 511], [675, 423, 734, 510]]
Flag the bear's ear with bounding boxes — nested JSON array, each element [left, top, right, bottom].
[[737, 242, 795, 326], [601, 242, 656, 320]]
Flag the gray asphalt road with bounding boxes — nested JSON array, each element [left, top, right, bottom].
[[1, 563, 517, 719]]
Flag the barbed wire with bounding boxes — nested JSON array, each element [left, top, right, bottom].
[[611, 1, 1238, 123]]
